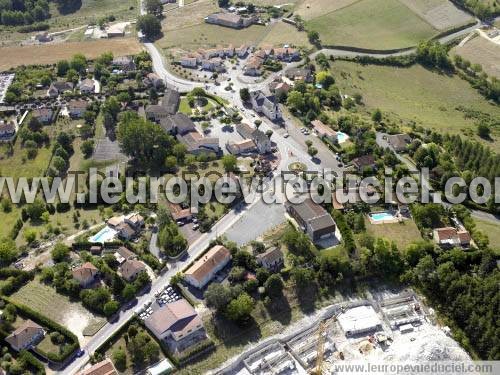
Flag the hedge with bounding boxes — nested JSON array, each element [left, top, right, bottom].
[[331, 210, 356, 253], [2, 297, 80, 363], [0, 268, 34, 296], [18, 350, 46, 375]]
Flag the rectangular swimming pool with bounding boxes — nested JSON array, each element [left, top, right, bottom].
[[89, 226, 117, 243], [369, 212, 395, 222]]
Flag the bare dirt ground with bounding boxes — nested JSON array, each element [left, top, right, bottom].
[[398, 0, 473, 30], [453, 35, 500, 78], [0, 38, 143, 70]]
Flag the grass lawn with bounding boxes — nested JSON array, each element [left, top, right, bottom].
[[179, 97, 192, 115], [204, 202, 226, 220], [36, 335, 67, 355], [11, 278, 105, 342], [364, 217, 423, 250], [473, 218, 500, 254], [330, 60, 500, 152], [258, 21, 312, 49], [306, 0, 437, 49], [159, 23, 270, 50], [46, 0, 138, 31]]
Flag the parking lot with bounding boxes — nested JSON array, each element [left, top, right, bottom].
[[0, 73, 15, 104], [136, 284, 181, 320]]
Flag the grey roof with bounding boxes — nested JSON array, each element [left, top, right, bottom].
[[256, 247, 283, 264], [162, 89, 180, 115], [169, 113, 196, 135], [286, 198, 336, 232], [50, 81, 73, 92]]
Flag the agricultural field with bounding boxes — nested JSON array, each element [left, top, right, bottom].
[[11, 278, 106, 343], [364, 218, 423, 250], [303, 0, 474, 50], [329, 60, 500, 151], [0, 39, 143, 70], [452, 35, 500, 78], [306, 0, 437, 49], [398, 0, 473, 30]]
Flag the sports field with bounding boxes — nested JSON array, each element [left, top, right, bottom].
[[453, 35, 500, 78], [0, 39, 143, 70], [330, 60, 500, 151]]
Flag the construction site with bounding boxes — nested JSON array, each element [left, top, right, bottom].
[[214, 290, 471, 375]]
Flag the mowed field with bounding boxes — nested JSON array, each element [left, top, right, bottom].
[[0, 39, 143, 70], [453, 35, 500, 78], [474, 218, 500, 254], [11, 279, 105, 343], [330, 61, 500, 151], [364, 219, 423, 250], [305, 0, 437, 49]]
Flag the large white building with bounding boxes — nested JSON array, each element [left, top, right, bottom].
[[249, 90, 282, 122], [337, 305, 382, 337]]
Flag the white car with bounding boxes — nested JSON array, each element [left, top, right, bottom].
[[283, 133, 289, 138]]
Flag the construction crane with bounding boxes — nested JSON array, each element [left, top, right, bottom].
[[312, 313, 340, 375], [312, 320, 327, 375]]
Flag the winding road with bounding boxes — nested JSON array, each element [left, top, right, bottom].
[[66, 6, 495, 374]]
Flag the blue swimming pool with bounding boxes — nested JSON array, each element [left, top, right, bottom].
[[337, 132, 349, 143], [89, 226, 117, 243], [369, 212, 395, 222]]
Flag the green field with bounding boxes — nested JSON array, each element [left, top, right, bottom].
[[474, 218, 500, 254], [306, 0, 437, 49], [330, 60, 500, 151], [11, 278, 105, 342], [46, 0, 138, 30], [364, 218, 423, 250]]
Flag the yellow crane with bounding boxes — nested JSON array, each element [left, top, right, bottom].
[[312, 320, 327, 375]]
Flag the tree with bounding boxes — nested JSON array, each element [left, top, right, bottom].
[[371, 108, 382, 123], [121, 284, 136, 301], [225, 292, 254, 322], [136, 14, 162, 40], [112, 348, 127, 371], [264, 274, 284, 298], [204, 283, 232, 310], [56, 60, 69, 76], [23, 229, 37, 244], [117, 113, 173, 168], [103, 300, 120, 317], [218, 0, 230, 7], [291, 267, 316, 289], [51, 243, 70, 262], [239, 88, 250, 102], [307, 146, 318, 158], [70, 54, 87, 73], [316, 71, 335, 89], [0, 238, 17, 265], [477, 122, 490, 139], [222, 154, 237, 172], [81, 140, 94, 158], [307, 30, 320, 45], [145, 0, 163, 16], [26, 198, 46, 221]]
